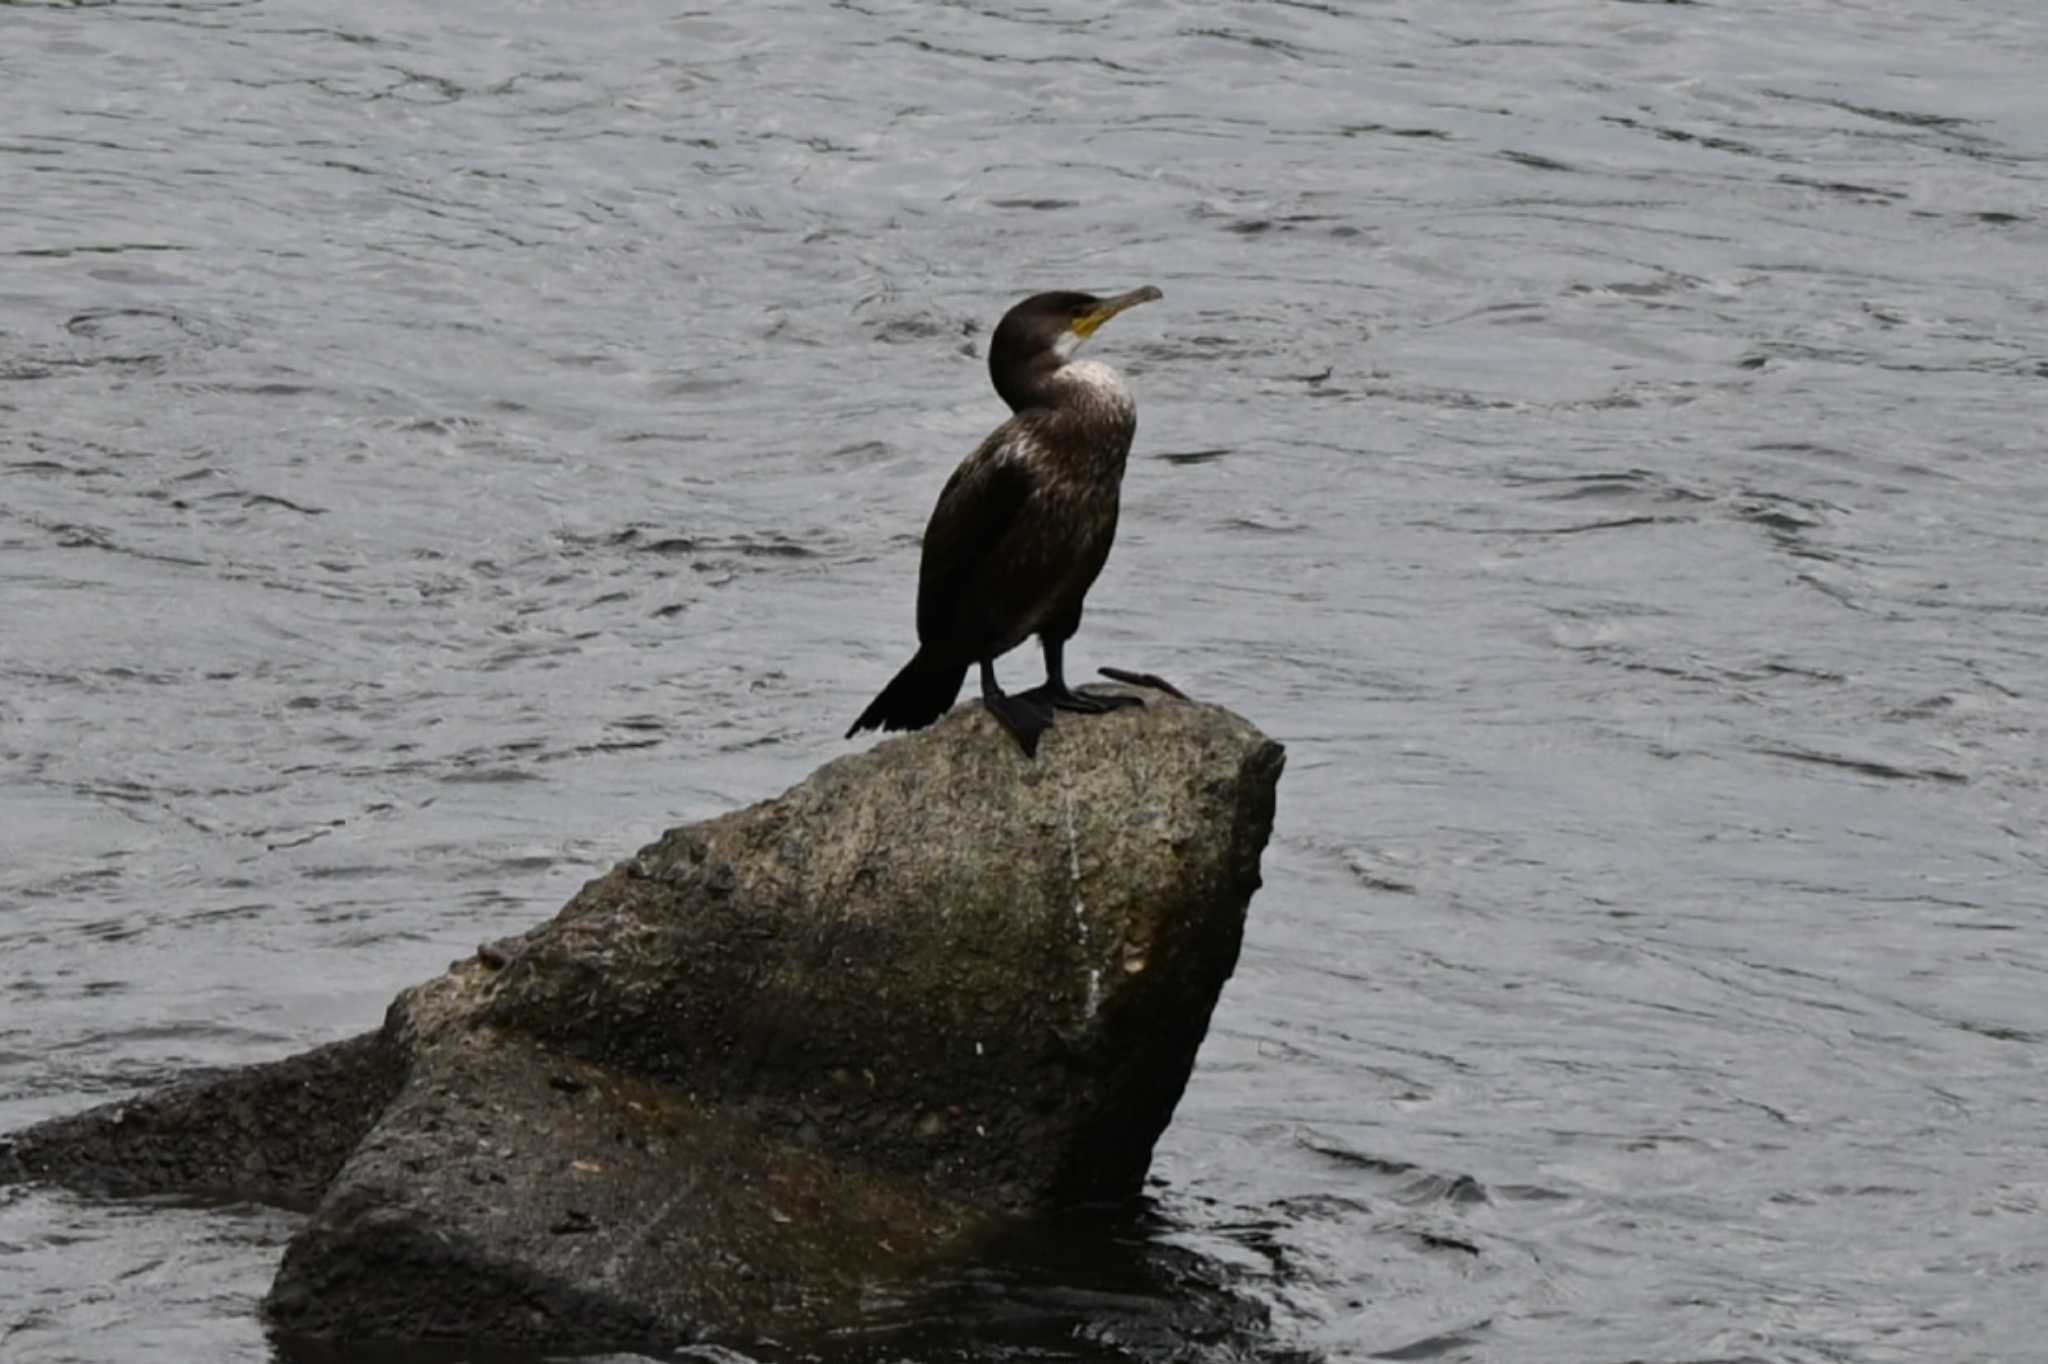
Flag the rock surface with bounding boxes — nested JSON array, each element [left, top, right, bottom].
[[0, 1031, 399, 1209], [4, 688, 1284, 1352]]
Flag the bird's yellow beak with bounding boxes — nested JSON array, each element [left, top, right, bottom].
[[1072, 285, 1163, 340]]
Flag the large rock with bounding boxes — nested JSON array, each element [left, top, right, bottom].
[[4, 689, 1284, 1352]]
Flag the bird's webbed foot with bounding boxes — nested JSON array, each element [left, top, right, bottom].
[[1096, 666, 1189, 700], [1019, 681, 1144, 715], [983, 690, 1055, 758]]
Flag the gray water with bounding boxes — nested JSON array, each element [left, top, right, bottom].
[[4, 1, 2046, 1360]]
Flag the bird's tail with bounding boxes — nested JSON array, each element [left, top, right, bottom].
[[846, 648, 968, 738]]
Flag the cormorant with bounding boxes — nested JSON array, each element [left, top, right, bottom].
[[846, 285, 1164, 758]]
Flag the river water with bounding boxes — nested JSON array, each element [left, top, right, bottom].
[[3, 1, 2045, 1360]]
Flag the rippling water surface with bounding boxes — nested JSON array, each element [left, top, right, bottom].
[[4, 1, 2046, 1360]]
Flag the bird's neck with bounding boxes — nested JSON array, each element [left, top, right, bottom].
[[1026, 362, 1139, 485], [1050, 359, 1135, 417]]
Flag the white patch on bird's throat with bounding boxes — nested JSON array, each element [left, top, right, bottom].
[[1055, 359, 1135, 416]]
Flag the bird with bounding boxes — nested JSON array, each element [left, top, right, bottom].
[[846, 285, 1164, 758]]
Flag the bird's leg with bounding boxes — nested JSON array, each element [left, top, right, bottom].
[[1022, 637, 1145, 714], [980, 657, 1053, 759]]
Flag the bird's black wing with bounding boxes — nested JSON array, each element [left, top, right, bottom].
[[915, 424, 1040, 650]]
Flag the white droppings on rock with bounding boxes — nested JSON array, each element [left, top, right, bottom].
[[1060, 779, 1102, 1020]]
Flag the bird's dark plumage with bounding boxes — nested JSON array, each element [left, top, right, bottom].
[[847, 285, 1163, 757]]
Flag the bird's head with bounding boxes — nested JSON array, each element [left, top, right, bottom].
[[989, 285, 1162, 410]]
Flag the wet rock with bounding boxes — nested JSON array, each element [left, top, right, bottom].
[[5, 689, 1283, 1351], [0, 1031, 400, 1210]]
